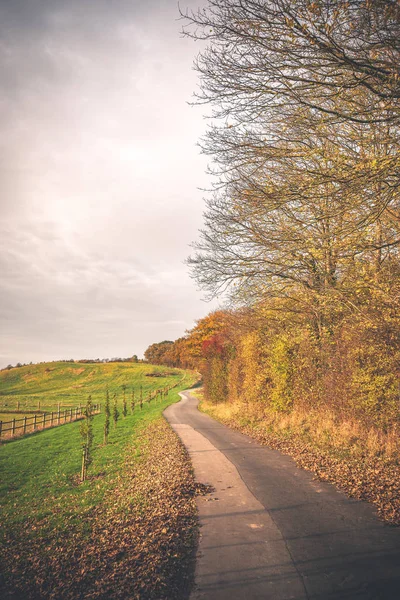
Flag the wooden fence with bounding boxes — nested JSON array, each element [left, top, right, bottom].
[[0, 404, 101, 441], [0, 373, 188, 441]]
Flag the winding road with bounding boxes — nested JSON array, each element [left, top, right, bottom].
[[164, 390, 400, 600]]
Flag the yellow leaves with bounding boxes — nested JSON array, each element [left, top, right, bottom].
[[308, 1, 320, 14], [285, 16, 295, 29]]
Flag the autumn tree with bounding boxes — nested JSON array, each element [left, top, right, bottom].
[[177, 0, 400, 423], [201, 333, 233, 404], [159, 337, 193, 369], [144, 341, 174, 365], [183, 0, 400, 331], [185, 311, 231, 364]]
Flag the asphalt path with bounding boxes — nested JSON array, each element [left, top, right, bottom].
[[164, 391, 400, 600]]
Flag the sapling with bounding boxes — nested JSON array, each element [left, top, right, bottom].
[[104, 387, 110, 444], [113, 393, 120, 428], [80, 395, 94, 482], [122, 384, 127, 418], [140, 386, 143, 410], [131, 389, 135, 413]]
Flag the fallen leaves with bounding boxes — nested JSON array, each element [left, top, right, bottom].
[[205, 410, 400, 526], [0, 418, 199, 599]]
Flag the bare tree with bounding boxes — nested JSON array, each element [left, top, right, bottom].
[[182, 0, 400, 125], [184, 0, 400, 317]]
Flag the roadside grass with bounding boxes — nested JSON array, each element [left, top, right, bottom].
[[198, 392, 400, 525], [0, 369, 198, 598], [199, 396, 400, 462]]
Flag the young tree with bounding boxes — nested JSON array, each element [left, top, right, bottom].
[[113, 393, 119, 428], [139, 386, 143, 410], [122, 384, 127, 418], [80, 395, 94, 482], [104, 387, 111, 444], [131, 389, 135, 413]]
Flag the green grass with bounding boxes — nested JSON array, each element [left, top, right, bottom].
[[0, 412, 30, 422], [0, 360, 183, 414], [0, 363, 196, 536]]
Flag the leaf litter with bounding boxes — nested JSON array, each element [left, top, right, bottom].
[[203, 412, 400, 526], [0, 418, 203, 599]]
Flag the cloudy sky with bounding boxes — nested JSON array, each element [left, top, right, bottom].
[[0, 0, 218, 368]]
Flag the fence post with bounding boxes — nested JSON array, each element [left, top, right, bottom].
[[38, 401, 41, 411], [51, 412, 54, 426], [57, 404, 61, 425], [33, 414, 37, 431], [17, 401, 20, 411], [12, 418, 16, 437], [42, 413, 46, 429], [0, 421, 2, 438], [23, 416, 27, 435]]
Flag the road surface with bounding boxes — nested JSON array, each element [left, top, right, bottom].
[[164, 391, 400, 600]]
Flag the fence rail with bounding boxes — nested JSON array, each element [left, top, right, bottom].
[[0, 374, 187, 441], [0, 404, 101, 440]]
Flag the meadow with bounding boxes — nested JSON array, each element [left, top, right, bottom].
[[0, 360, 182, 421], [0, 361, 198, 598]]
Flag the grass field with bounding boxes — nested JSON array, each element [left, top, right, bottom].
[[0, 361, 194, 522], [0, 362, 198, 598], [0, 360, 183, 419]]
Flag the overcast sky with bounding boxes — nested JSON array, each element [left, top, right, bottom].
[[0, 0, 219, 368]]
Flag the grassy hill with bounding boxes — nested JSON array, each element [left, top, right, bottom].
[[0, 361, 183, 418], [0, 362, 198, 598]]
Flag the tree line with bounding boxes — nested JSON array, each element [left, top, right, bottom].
[[145, 1, 400, 433]]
